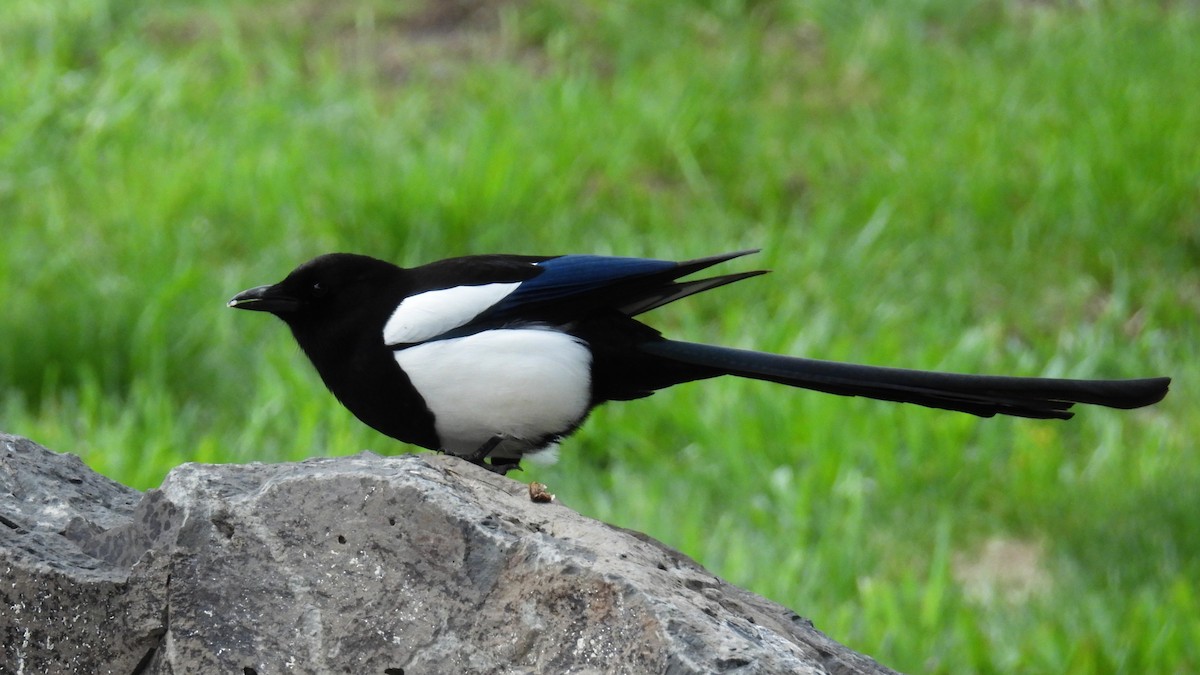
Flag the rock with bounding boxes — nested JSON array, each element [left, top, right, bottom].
[[0, 433, 899, 674]]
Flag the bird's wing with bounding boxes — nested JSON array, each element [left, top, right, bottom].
[[384, 251, 764, 346], [482, 250, 764, 322]]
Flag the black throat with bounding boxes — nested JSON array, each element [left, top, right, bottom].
[[284, 289, 441, 451]]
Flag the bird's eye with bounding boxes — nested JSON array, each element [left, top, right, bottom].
[[311, 281, 328, 298]]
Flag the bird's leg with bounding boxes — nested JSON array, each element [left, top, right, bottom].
[[463, 435, 504, 465], [459, 436, 525, 475]]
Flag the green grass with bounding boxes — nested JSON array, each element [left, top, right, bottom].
[[2, 0, 1197, 671]]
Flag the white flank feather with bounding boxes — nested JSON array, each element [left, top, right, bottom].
[[393, 329, 592, 456]]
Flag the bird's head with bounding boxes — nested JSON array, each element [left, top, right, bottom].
[[229, 253, 403, 328]]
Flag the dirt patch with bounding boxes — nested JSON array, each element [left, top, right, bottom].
[[953, 536, 1052, 605], [144, 0, 529, 85]]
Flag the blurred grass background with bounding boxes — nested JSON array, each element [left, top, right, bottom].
[[1, 0, 1197, 671]]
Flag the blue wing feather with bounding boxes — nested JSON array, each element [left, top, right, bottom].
[[487, 255, 678, 314]]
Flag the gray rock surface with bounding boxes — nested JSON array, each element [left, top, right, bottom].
[[0, 433, 899, 674]]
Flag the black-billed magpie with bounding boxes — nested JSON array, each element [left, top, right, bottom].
[[229, 251, 1170, 473]]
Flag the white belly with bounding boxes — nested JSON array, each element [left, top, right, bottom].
[[393, 329, 593, 456]]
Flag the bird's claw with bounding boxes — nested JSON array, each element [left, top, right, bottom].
[[461, 436, 522, 475]]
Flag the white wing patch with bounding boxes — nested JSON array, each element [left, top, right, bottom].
[[393, 329, 592, 456], [383, 282, 520, 345]]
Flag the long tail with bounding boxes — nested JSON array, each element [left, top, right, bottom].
[[640, 340, 1170, 419]]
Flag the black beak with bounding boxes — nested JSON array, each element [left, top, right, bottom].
[[228, 284, 301, 314]]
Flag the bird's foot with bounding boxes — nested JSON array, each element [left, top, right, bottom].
[[485, 458, 522, 475], [461, 436, 523, 475]]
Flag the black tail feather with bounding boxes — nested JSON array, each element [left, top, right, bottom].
[[640, 340, 1170, 419]]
